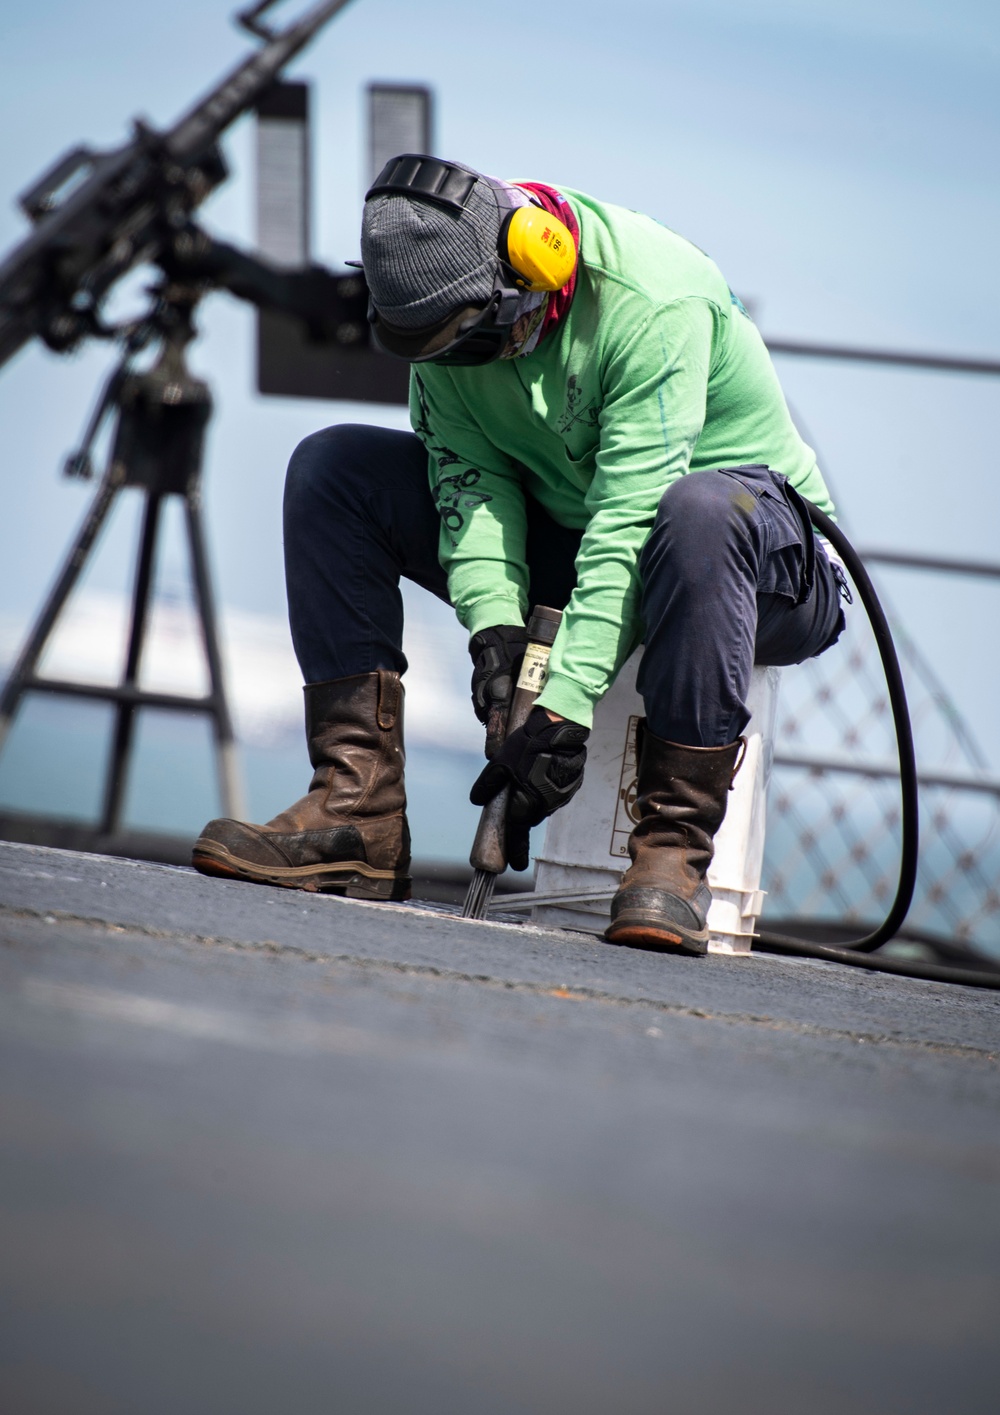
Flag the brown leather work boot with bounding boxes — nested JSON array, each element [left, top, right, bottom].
[[192, 670, 411, 900], [605, 727, 745, 954]]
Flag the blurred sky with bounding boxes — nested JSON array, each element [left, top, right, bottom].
[[1, 0, 998, 756]]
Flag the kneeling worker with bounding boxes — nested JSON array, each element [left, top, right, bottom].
[[193, 156, 846, 953]]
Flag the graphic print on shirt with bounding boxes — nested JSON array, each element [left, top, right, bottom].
[[413, 373, 492, 540], [556, 374, 601, 436], [433, 468, 492, 535]]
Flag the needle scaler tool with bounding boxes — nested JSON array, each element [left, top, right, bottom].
[[462, 606, 562, 919]]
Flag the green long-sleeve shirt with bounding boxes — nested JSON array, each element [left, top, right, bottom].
[[410, 186, 834, 727]]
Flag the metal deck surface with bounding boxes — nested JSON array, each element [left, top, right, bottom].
[[1, 839, 997, 1414]]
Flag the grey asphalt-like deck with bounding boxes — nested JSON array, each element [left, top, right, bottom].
[[1, 838, 998, 1414]]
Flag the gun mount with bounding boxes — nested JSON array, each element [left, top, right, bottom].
[[0, 1, 393, 856], [0, 0, 359, 367]]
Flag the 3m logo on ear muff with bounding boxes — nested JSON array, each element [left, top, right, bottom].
[[500, 206, 577, 293]]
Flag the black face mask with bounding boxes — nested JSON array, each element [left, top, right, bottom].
[[424, 309, 514, 366]]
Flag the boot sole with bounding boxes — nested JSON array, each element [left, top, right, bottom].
[[191, 840, 411, 902], [605, 914, 709, 956]]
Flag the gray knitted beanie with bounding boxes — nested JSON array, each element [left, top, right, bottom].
[[361, 161, 502, 330]]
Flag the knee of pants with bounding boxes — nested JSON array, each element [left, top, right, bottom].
[[641, 471, 754, 586], [284, 423, 382, 517]]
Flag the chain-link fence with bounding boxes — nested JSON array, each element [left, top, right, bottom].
[[763, 577, 1000, 952]]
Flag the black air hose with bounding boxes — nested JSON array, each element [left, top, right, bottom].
[[753, 502, 1000, 991]]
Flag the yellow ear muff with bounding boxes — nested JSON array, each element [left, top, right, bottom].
[[500, 206, 578, 292]]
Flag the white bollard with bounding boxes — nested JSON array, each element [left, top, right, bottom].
[[531, 655, 781, 953]]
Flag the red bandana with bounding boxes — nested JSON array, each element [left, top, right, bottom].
[[513, 182, 580, 348]]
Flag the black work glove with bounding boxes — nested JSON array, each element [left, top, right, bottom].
[[469, 624, 529, 759], [469, 705, 589, 871]]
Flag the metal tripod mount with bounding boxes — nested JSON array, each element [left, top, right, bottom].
[[0, 284, 245, 845]]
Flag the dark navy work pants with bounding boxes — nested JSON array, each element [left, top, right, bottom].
[[283, 423, 845, 747]]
